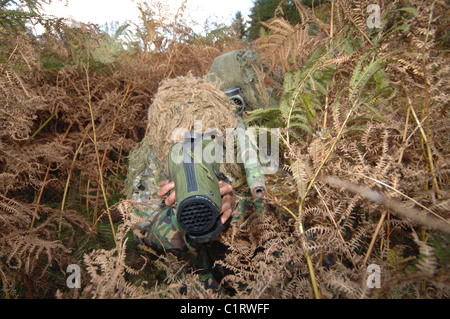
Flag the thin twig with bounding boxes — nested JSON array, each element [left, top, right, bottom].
[[0, 263, 11, 299], [59, 139, 85, 236], [93, 82, 132, 227], [363, 210, 388, 266], [398, 105, 410, 164], [354, 173, 448, 224], [330, 0, 334, 41], [421, 2, 440, 197], [24, 113, 55, 146], [0, 44, 18, 78], [85, 65, 116, 239], [401, 84, 429, 142], [31, 123, 74, 229], [299, 98, 359, 213]]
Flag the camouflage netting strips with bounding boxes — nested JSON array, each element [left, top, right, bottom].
[[147, 73, 238, 174]]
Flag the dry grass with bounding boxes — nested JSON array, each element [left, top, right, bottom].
[[1, 0, 449, 299]]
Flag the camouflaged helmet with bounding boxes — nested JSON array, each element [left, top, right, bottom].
[[207, 49, 276, 111]]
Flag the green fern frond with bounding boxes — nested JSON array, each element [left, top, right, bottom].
[[291, 159, 310, 200], [244, 107, 281, 123], [349, 51, 396, 104], [289, 122, 315, 136]]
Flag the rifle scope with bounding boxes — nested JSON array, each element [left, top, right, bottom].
[[168, 131, 223, 244]]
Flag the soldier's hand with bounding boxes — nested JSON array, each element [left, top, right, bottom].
[[219, 180, 237, 224], [158, 180, 176, 207], [157, 179, 237, 225]]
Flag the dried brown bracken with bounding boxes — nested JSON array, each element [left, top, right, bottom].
[[1, 0, 449, 299]]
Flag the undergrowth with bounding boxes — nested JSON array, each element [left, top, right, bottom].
[[1, 0, 449, 299]]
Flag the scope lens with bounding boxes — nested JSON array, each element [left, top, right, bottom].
[[177, 196, 220, 236]]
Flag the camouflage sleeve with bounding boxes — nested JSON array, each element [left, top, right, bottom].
[[125, 136, 188, 252], [136, 205, 187, 251]]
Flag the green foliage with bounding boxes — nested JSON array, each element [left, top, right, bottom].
[[429, 234, 450, 266], [246, 44, 337, 143], [247, 0, 301, 40], [91, 24, 129, 65], [40, 48, 65, 71], [346, 49, 397, 129], [0, 0, 40, 33], [280, 69, 322, 137], [42, 22, 130, 71], [232, 11, 247, 39]]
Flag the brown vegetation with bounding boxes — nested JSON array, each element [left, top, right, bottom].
[[0, 0, 449, 299]]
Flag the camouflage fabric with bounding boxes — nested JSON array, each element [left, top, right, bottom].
[[126, 138, 187, 252], [124, 135, 166, 200], [207, 49, 279, 110], [133, 205, 187, 251]]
